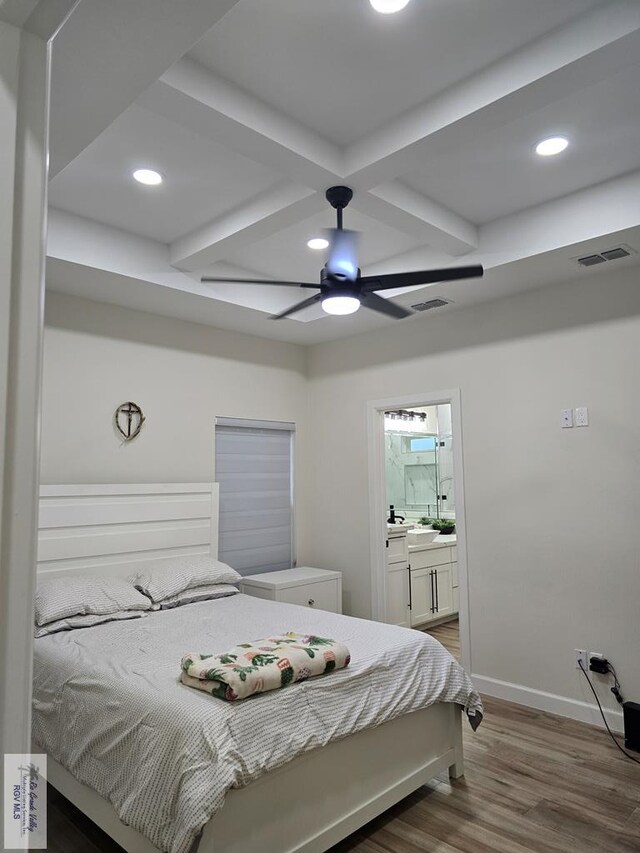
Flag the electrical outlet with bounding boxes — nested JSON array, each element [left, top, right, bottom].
[[575, 649, 588, 670], [561, 409, 573, 429], [575, 406, 589, 427], [588, 652, 610, 675]]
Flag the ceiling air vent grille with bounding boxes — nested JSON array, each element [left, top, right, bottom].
[[601, 247, 631, 261], [576, 245, 635, 267], [411, 298, 451, 312], [577, 254, 606, 267]]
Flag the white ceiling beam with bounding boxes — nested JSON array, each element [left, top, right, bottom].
[[140, 59, 344, 271], [0, 0, 41, 27], [480, 168, 640, 264], [361, 169, 640, 279], [45, 212, 316, 342], [140, 58, 343, 189], [170, 184, 324, 272], [47, 208, 192, 289], [153, 4, 640, 272], [49, 0, 243, 177], [345, 1, 640, 187], [0, 0, 78, 37], [147, 59, 478, 268], [47, 207, 278, 297], [354, 181, 477, 256]]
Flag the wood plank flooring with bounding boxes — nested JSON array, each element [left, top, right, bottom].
[[424, 618, 461, 661], [45, 618, 640, 852]]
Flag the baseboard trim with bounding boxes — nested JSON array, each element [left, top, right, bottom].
[[472, 673, 624, 733]]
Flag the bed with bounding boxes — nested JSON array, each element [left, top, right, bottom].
[[33, 483, 482, 853]]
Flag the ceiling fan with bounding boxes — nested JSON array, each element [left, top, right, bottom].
[[201, 186, 484, 320]]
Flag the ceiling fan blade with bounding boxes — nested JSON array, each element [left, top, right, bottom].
[[360, 291, 412, 319], [270, 293, 322, 320], [360, 265, 484, 293], [201, 276, 319, 289], [325, 228, 360, 282]]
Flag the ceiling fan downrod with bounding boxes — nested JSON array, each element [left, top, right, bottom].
[[325, 185, 353, 230]]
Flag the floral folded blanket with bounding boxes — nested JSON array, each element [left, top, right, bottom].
[[180, 632, 351, 701]]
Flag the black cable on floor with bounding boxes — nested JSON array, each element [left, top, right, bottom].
[[577, 659, 640, 766]]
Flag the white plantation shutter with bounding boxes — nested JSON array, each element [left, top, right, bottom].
[[215, 418, 295, 576]]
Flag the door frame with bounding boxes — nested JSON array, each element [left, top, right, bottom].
[[367, 389, 471, 673]]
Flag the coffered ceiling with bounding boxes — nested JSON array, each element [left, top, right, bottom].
[[45, 0, 640, 345]]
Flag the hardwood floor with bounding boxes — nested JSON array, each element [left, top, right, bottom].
[[46, 619, 640, 852], [424, 618, 460, 661]]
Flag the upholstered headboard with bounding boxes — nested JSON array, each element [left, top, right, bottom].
[[37, 483, 219, 579]]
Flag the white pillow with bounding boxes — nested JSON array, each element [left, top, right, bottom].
[[129, 555, 241, 604], [156, 583, 239, 610], [35, 576, 152, 627], [34, 610, 148, 638]]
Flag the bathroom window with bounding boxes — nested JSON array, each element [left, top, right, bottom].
[[215, 417, 295, 576], [407, 436, 437, 452]]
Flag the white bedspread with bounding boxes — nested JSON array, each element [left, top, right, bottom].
[[32, 594, 482, 853]]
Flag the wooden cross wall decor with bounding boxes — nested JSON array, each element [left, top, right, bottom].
[[114, 402, 145, 442]]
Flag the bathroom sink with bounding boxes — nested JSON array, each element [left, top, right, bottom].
[[406, 528, 439, 546], [387, 522, 412, 534]]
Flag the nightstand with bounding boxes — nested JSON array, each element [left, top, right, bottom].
[[239, 566, 342, 614]]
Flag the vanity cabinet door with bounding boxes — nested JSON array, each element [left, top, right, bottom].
[[432, 564, 454, 619], [387, 565, 410, 627], [409, 567, 432, 626], [410, 564, 454, 627]]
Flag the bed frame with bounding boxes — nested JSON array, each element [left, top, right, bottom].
[[35, 483, 464, 853]]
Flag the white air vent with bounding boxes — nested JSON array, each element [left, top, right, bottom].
[[575, 244, 636, 267], [411, 298, 451, 312]]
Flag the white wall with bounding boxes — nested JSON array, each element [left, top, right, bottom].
[[41, 291, 310, 549], [304, 264, 640, 725], [41, 265, 640, 729]]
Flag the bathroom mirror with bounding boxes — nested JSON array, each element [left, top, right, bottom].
[[384, 404, 454, 523]]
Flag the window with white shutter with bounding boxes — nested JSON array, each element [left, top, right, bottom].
[[215, 417, 295, 576]]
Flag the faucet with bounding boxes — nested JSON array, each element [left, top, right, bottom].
[[387, 505, 405, 524]]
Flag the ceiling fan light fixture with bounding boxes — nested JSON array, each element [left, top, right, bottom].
[[307, 237, 329, 250], [321, 294, 360, 316], [369, 0, 411, 13], [535, 136, 569, 157]]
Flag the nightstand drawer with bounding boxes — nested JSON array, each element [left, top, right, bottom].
[[278, 579, 340, 612]]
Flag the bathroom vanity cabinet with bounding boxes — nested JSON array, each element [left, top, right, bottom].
[[386, 525, 411, 628], [386, 527, 458, 628], [408, 542, 457, 626]]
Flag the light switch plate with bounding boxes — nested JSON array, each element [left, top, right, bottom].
[[575, 406, 589, 427], [560, 409, 573, 428]]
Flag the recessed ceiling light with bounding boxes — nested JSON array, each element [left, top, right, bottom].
[[535, 137, 569, 157], [370, 0, 411, 12], [132, 168, 163, 185], [307, 237, 329, 250], [321, 294, 360, 316]]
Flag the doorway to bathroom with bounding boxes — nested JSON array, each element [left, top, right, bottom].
[[367, 390, 470, 672]]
